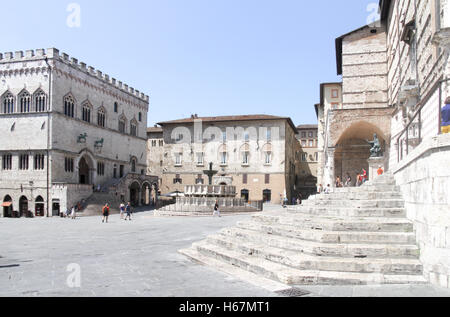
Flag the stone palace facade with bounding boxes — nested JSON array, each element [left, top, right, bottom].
[[0, 48, 157, 217]]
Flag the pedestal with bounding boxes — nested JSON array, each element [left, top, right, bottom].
[[368, 156, 385, 181]]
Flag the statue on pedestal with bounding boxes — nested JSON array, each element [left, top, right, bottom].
[[367, 133, 383, 158]]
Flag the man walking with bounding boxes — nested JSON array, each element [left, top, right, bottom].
[[119, 203, 125, 219], [102, 203, 110, 223], [124, 202, 132, 221], [213, 200, 221, 218]]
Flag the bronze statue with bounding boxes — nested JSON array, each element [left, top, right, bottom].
[[77, 133, 87, 143], [367, 133, 382, 157]]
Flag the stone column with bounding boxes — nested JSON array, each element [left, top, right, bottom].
[[323, 148, 335, 187], [138, 190, 142, 207]]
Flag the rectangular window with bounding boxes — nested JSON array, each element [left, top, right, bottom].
[[196, 175, 204, 185], [174, 174, 182, 184], [159, 140, 164, 147], [2, 154, 12, 170], [222, 131, 227, 143], [175, 153, 182, 166], [267, 129, 272, 142], [301, 140, 307, 147], [19, 154, 29, 170], [265, 174, 270, 184], [97, 162, 105, 176], [243, 174, 248, 184], [34, 154, 45, 170], [65, 157, 74, 173], [221, 152, 227, 165], [244, 131, 250, 142], [152, 140, 157, 147], [331, 103, 340, 110], [265, 152, 272, 164], [196, 153, 204, 165], [301, 132, 306, 138], [309, 140, 314, 147], [332, 89, 339, 98], [301, 153, 307, 162], [242, 151, 249, 165]]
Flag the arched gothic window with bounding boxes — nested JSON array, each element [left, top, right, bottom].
[[97, 107, 106, 127], [130, 120, 138, 137], [82, 102, 92, 123], [131, 157, 137, 173], [34, 90, 47, 112], [118, 115, 127, 133], [19, 91, 31, 113], [2, 92, 15, 114], [64, 95, 75, 117]]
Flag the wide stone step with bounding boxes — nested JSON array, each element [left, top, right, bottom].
[[333, 184, 400, 193], [221, 227, 420, 259], [188, 242, 427, 285], [314, 192, 402, 201], [288, 206, 407, 218], [252, 214, 414, 233], [235, 221, 417, 245], [206, 234, 423, 275], [302, 199, 404, 209]]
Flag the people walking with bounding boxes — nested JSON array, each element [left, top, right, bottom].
[[213, 200, 221, 217], [119, 203, 125, 219], [102, 203, 110, 223], [124, 202, 132, 221]]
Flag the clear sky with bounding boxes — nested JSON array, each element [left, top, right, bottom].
[[0, 0, 380, 127]]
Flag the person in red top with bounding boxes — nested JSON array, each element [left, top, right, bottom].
[[361, 169, 368, 184], [377, 166, 384, 176]]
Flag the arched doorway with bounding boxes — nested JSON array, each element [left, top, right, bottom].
[[19, 196, 29, 218], [241, 189, 249, 202], [334, 122, 386, 183], [79, 156, 91, 185], [2, 195, 13, 218], [129, 182, 141, 207], [263, 190, 272, 203], [35, 196, 45, 217]]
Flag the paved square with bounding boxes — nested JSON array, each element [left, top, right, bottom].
[[1, 210, 450, 297]]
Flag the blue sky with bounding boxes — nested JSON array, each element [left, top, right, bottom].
[[0, 0, 379, 127]]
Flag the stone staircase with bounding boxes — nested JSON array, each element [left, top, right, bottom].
[[180, 174, 428, 286], [78, 192, 123, 217]]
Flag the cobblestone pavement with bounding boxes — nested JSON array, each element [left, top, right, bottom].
[[1, 209, 450, 297]]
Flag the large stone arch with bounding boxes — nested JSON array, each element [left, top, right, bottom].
[[75, 149, 97, 185], [129, 181, 141, 207], [334, 121, 388, 183]]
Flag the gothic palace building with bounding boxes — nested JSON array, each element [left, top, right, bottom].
[[0, 48, 157, 217]]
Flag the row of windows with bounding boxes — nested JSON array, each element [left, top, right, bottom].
[[300, 139, 318, 148], [1, 90, 47, 114], [300, 152, 319, 162], [63, 95, 141, 137], [175, 150, 272, 167], [64, 157, 141, 175], [2, 154, 45, 170], [174, 174, 271, 185], [150, 140, 164, 147], [176, 130, 273, 143]]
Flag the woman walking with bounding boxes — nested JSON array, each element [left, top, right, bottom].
[[213, 200, 221, 218], [71, 206, 76, 220]]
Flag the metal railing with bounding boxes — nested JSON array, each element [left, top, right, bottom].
[[397, 78, 449, 163]]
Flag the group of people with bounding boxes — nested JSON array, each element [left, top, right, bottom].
[[101, 202, 133, 223], [318, 166, 385, 194]]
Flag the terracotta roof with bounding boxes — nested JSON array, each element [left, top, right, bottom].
[[158, 115, 298, 133]]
